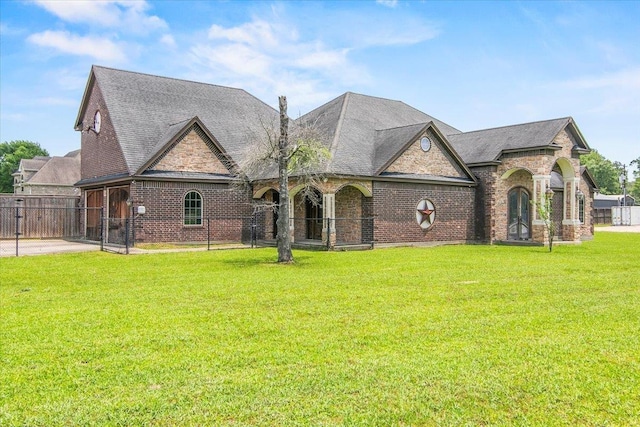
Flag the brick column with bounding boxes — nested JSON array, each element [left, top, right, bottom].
[[322, 193, 336, 248]]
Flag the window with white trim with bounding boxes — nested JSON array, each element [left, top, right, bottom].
[[184, 191, 202, 226]]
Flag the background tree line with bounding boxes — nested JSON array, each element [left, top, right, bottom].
[[580, 149, 640, 201], [0, 140, 49, 193]]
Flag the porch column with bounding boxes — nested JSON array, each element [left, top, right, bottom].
[[532, 175, 551, 224], [322, 193, 336, 248], [563, 177, 580, 225], [289, 197, 295, 243]]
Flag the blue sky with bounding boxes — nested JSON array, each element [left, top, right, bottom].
[[1, 0, 639, 174]]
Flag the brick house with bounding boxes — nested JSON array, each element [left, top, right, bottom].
[[75, 66, 595, 247], [13, 150, 81, 196]]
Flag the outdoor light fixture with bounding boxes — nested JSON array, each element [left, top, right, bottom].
[[545, 186, 554, 198], [576, 188, 585, 200]]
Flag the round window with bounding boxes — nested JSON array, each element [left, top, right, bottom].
[[94, 111, 101, 133], [420, 137, 431, 152]]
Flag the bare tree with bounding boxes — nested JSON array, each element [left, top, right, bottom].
[[533, 189, 556, 252], [237, 96, 330, 263]]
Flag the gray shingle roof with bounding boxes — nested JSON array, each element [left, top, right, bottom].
[[77, 66, 589, 185], [84, 66, 279, 175], [20, 158, 50, 172], [28, 153, 80, 186], [299, 92, 462, 176], [447, 118, 574, 165]]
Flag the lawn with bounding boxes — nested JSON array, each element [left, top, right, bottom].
[[1, 233, 639, 426]]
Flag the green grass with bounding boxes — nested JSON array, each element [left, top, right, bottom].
[[1, 233, 639, 426]]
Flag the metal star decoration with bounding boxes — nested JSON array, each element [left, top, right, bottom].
[[415, 199, 436, 230]]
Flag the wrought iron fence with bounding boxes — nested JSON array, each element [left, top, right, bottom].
[[1, 204, 375, 256], [0, 205, 99, 257]]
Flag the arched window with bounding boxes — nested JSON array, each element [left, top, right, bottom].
[[184, 191, 202, 226]]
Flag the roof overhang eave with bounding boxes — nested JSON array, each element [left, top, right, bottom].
[[500, 145, 561, 156], [466, 160, 501, 168], [373, 175, 477, 187]]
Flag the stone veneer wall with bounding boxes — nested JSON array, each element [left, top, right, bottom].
[[494, 169, 534, 242], [385, 129, 467, 178], [372, 181, 475, 244], [579, 175, 595, 240], [130, 180, 251, 243], [150, 127, 230, 174]]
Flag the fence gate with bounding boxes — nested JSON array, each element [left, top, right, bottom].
[[0, 205, 100, 257]]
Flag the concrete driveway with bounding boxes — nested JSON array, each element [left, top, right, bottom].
[[0, 239, 101, 257], [597, 225, 640, 233]]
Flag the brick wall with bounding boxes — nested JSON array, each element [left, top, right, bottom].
[[335, 185, 364, 243], [80, 82, 129, 179], [470, 165, 497, 242], [131, 180, 252, 243], [372, 181, 475, 244]]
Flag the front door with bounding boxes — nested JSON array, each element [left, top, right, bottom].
[[508, 188, 530, 240]]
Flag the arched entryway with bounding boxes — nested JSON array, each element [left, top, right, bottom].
[[507, 187, 531, 240], [259, 189, 279, 240], [305, 189, 323, 240]]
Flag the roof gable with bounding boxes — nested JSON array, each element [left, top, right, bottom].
[[448, 118, 568, 165], [376, 123, 471, 181], [448, 117, 591, 165], [298, 92, 461, 177], [77, 65, 278, 175], [139, 118, 235, 176]]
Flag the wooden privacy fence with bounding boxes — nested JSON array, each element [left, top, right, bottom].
[[0, 196, 82, 239], [593, 208, 612, 225]]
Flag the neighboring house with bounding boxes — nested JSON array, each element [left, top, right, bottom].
[[13, 150, 81, 196], [74, 65, 596, 246], [594, 193, 635, 208]]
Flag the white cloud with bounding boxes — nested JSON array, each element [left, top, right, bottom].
[[208, 20, 283, 48], [36, 97, 77, 106], [376, 0, 398, 7], [32, 0, 167, 34], [27, 30, 127, 62], [0, 22, 26, 37], [563, 67, 640, 90], [185, 16, 376, 111], [191, 43, 272, 78], [1, 112, 27, 122], [294, 48, 350, 70], [160, 34, 176, 48]]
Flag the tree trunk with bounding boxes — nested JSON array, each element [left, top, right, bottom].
[[276, 96, 293, 263]]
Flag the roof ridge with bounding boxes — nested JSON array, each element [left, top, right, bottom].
[[458, 117, 571, 135], [328, 93, 350, 169], [343, 91, 403, 104], [92, 65, 247, 93], [376, 121, 430, 132]]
